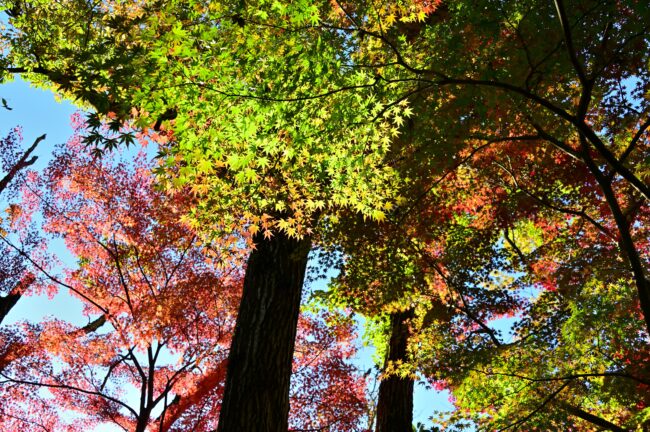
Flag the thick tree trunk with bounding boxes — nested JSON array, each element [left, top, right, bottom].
[[376, 309, 415, 432], [217, 231, 311, 432]]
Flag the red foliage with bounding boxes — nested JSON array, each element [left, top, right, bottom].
[[0, 117, 369, 431]]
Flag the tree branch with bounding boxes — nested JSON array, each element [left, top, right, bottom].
[[0, 371, 139, 418], [500, 382, 570, 431], [620, 117, 650, 163], [0, 134, 45, 194], [553, 0, 588, 85]]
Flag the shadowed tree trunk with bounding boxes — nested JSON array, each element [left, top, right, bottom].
[[376, 308, 415, 432], [217, 230, 311, 432]]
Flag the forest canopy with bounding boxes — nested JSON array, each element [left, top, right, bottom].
[[0, 0, 648, 431]]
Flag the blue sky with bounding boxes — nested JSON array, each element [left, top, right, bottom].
[[1, 76, 454, 430]]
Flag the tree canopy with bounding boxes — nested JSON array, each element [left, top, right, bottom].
[[0, 0, 648, 430]]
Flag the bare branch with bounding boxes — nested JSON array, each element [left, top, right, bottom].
[[0, 134, 45, 194]]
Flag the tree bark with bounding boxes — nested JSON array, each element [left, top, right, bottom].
[[376, 309, 415, 432], [217, 230, 311, 432]]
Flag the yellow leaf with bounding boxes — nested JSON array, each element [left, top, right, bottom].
[[372, 209, 386, 222], [248, 224, 260, 235], [384, 14, 397, 26]]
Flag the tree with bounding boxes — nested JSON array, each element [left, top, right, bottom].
[[325, 1, 649, 428], [380, 2, 650, 428], [316, 2, 649, 426], [0, 119, 370, 432], [430, 129, 650, 430], [362, 0, 650, 335]]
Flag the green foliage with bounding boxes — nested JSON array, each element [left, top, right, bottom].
[[1, 0, 418, 237]]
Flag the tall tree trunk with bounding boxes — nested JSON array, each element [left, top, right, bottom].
[[217, 230, 311, 432], [376, 309, 415, 432]]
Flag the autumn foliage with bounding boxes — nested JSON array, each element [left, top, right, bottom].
[[0, 0, 649, 431], [0, 119, 368, 432]]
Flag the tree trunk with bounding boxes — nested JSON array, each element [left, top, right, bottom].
[[376, 309, 415, 432], [217, 230, 311, 432]]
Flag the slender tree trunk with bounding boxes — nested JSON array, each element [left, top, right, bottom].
[[217, 230, 311, 432], [376, 309, 415, 432]]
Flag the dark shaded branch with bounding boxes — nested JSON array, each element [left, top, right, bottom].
[[146, 346, 156, 410], [0, 371, 139, 418], [133, 245, 157, 300], [499, 382, 570, 431], [3, 67, 51, 75], [100, 355, 128, 392], [0, 275, 32, 324], [530, 122, 582, 161], [471, 368, 650, 387], [73, 314, 107, 335], [561, 403, 627, 432], [504, 228, 528, 267], [553, 0, 588, 85], [0, 290, 21, 325], [580, 138, 650, 336], [126, 346, 146, 382], [620, 117, 650, 163], [186, 78, 380, 103], [0, 234, 108, 314], [97, 235, 134, 314], [0, 134, 45, 194]]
